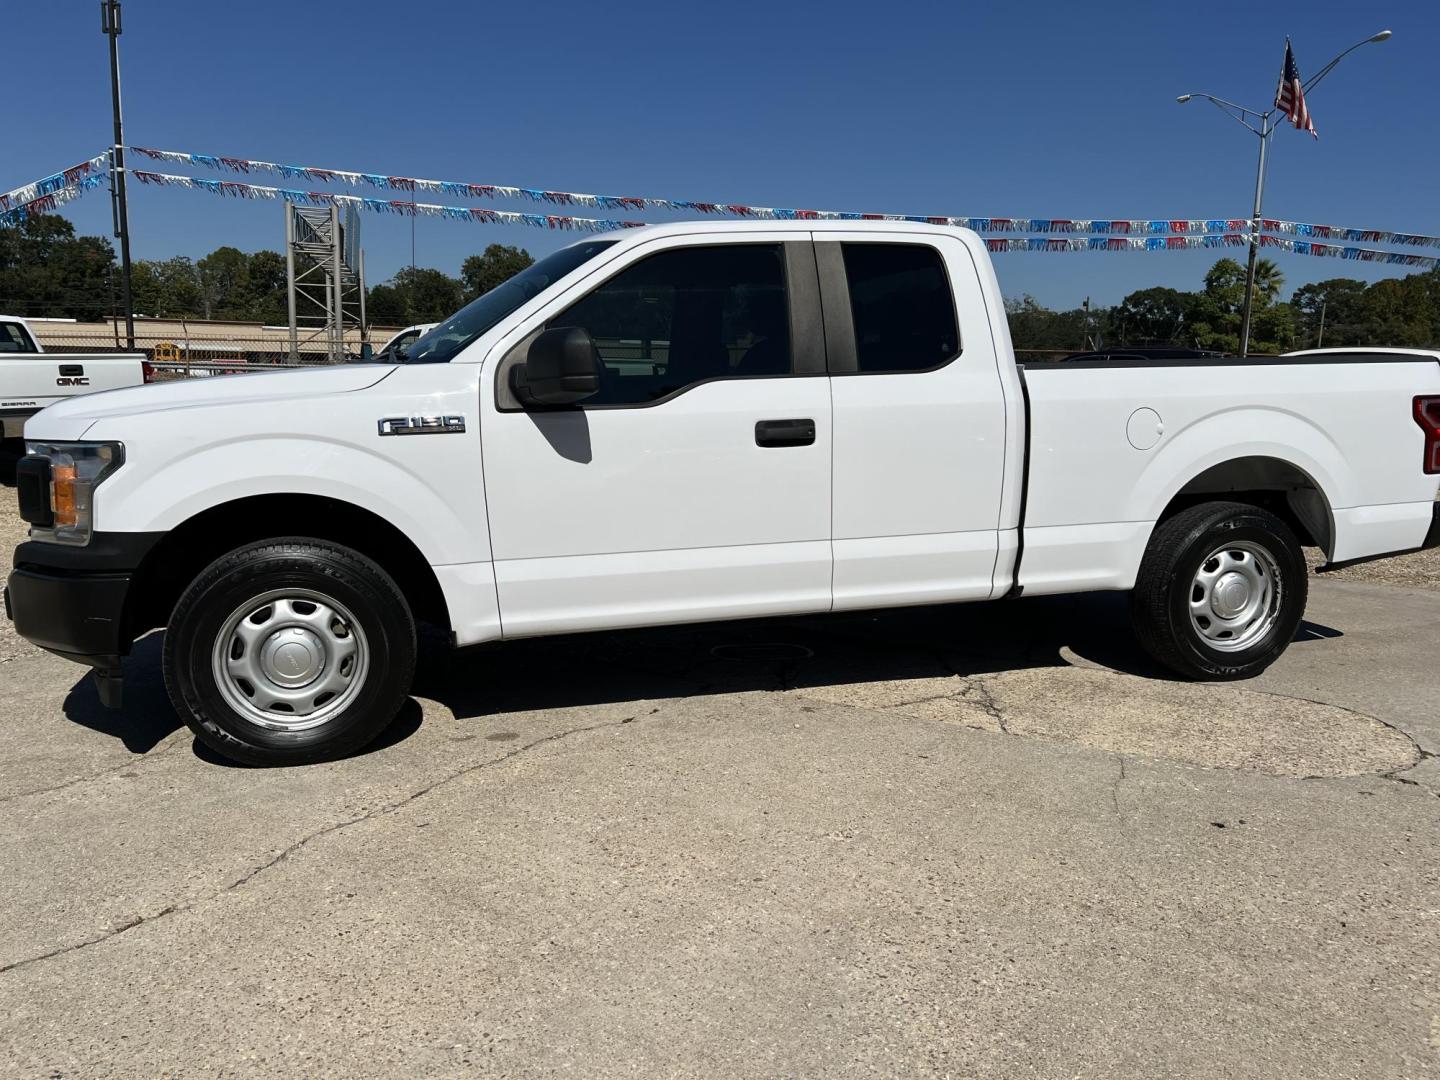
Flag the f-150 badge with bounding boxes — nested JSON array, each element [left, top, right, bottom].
[[377, 415, 467, 436]]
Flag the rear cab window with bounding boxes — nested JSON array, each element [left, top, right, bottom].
[[0, 322, 38, 354], [840, 243, 960, 373]]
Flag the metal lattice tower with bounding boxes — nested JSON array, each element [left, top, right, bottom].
[[285, 203, 366, 362]]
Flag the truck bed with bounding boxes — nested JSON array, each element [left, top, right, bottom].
[[1011, 349, 1440, 595]]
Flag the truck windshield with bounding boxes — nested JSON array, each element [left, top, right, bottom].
[[398, 240, 617, 365]]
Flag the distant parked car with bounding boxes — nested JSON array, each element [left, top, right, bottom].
[[368, 323, 437, 362]]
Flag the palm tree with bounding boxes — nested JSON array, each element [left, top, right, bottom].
[[1252, 258, 1284, 306]]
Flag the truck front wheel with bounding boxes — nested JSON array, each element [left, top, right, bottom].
[[163, 538, 417, 766], [1130, 501, 1307, 681]]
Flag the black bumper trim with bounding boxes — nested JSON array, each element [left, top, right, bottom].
[[1319, 502, 1440, 573], [5, 567, 133, 661], [14, 531, 165, 574]]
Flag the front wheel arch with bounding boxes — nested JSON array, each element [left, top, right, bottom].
[[125, 494, 450, 646]]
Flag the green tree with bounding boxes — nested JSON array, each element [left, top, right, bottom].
[[460, 244, 533, 301], [0, 215, 116, 320], [365, 283, 407, 324], [1291, 277, 1368, 348], [1252, 257, 1284, 305], [1109, 286, 1190, 345], [1005, 295, 1102, 352], [130, 256, 202, 318], [383, 266, 465, 323], [196, 246, 251, 320], [245, 250, 288, 324]]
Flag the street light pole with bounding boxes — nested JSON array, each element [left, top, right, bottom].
[[1177, 30, 1390, 356], [1239, 111, 1273, 358], [101, 0, 134, 351]]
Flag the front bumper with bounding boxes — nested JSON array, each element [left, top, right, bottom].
[[5, 567, 132, 663], [6, 531, 164, 706]]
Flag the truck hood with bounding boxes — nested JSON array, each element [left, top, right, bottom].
[[25, 365, 396, 440]]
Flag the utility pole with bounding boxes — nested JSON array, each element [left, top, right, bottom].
[[1316, 299, 1327, 349], [101, 0, 135, 350]]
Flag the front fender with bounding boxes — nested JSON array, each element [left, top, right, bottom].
[[88, 397, 490, 566]]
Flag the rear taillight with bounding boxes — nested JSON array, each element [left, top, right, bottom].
[[142, 360, 155, 383], [1417, 396, 1440, 475]]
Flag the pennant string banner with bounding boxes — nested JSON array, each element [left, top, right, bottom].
[[6, 150, 1439, 272], [1263, 219, 1440, 250], [0, 153, 111, 213], [128, 170, 1257, 251], [128, 170, 649, 232], [0, 173, 107, 227], [1260, 234, 1440, 270], [131, 146, 1440, 249], [129, 146, 1251, 236]]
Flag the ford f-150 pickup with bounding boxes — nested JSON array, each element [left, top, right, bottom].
[[0, 315, 148, 439], [7, 222, 1440, 765]]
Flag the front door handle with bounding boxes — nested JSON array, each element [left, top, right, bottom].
[[755, 418, 816, 448], [59, 364, 85, 377]]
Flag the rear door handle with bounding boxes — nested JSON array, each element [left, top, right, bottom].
[[59, 364, 84, 376], [755, 418, 816, 448]]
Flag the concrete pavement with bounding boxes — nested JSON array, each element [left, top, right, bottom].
[[1, 583, 1437, 1078]]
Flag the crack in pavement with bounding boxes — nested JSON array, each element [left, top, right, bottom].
[[0, 731, 189, 805], [0, 711, 650, 977], [959, 678, 1009, 734]]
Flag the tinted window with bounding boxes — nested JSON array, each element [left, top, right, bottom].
[[386, 330, 421, 355], [0, 322, 36, 353], [552, 244, 790, 406], [402, 240, 615, 364], [841, 243, 959, 373]]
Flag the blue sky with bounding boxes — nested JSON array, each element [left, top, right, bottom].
[[7, 0, 1435, 309]]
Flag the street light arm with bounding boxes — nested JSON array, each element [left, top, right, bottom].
[[1178, 92, 1268, 136], [1303, 30, 1391, 95]]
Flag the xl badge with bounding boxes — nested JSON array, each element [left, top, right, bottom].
[[377, 415, 467, 437]]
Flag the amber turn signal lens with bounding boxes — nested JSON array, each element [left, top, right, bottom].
[[51, 463, 78, 527]]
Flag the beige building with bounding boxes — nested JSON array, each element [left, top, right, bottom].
[[25, 316, 407, 364]]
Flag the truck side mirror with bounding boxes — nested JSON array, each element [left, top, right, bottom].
[[517, 326, 600, 406]]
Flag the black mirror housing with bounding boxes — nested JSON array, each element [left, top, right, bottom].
[[520, 326, 600, 406]]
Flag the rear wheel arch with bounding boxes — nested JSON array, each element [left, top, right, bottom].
[[1152, 455, 1335, 559], [125, 494, 451, 642]]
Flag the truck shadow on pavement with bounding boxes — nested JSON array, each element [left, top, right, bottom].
[[425, 591, 1344, 722], [59, 592, 1342, 760]]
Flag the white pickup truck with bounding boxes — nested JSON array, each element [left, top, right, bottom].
[[0, 316, 148, 439], [7, 222, 1440, 766]]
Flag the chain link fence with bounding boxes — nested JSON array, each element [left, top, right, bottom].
[[25, 318, 409, 377]]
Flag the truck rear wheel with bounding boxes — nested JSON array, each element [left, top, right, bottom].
[[163, 538, 416, 766], [1130, 501, 1307, 681]]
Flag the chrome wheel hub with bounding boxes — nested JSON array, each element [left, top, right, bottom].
[[211, 589, 369, 732], [1187, 541, 1283, 653]]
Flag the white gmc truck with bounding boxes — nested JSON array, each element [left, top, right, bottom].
[[7, 222, 1440, 766], [0, 315, 148, 440]]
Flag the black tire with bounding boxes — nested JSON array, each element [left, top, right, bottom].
[[163, 538, 416, 766], [1130, 501, 1307, 680]]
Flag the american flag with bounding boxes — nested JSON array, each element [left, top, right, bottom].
[[1275, 39, 1317, 138]]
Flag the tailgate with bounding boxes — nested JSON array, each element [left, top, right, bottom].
[[1, 353, 145, 409]]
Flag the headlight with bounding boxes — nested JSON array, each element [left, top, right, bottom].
[[19, 441, 125, 546]]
